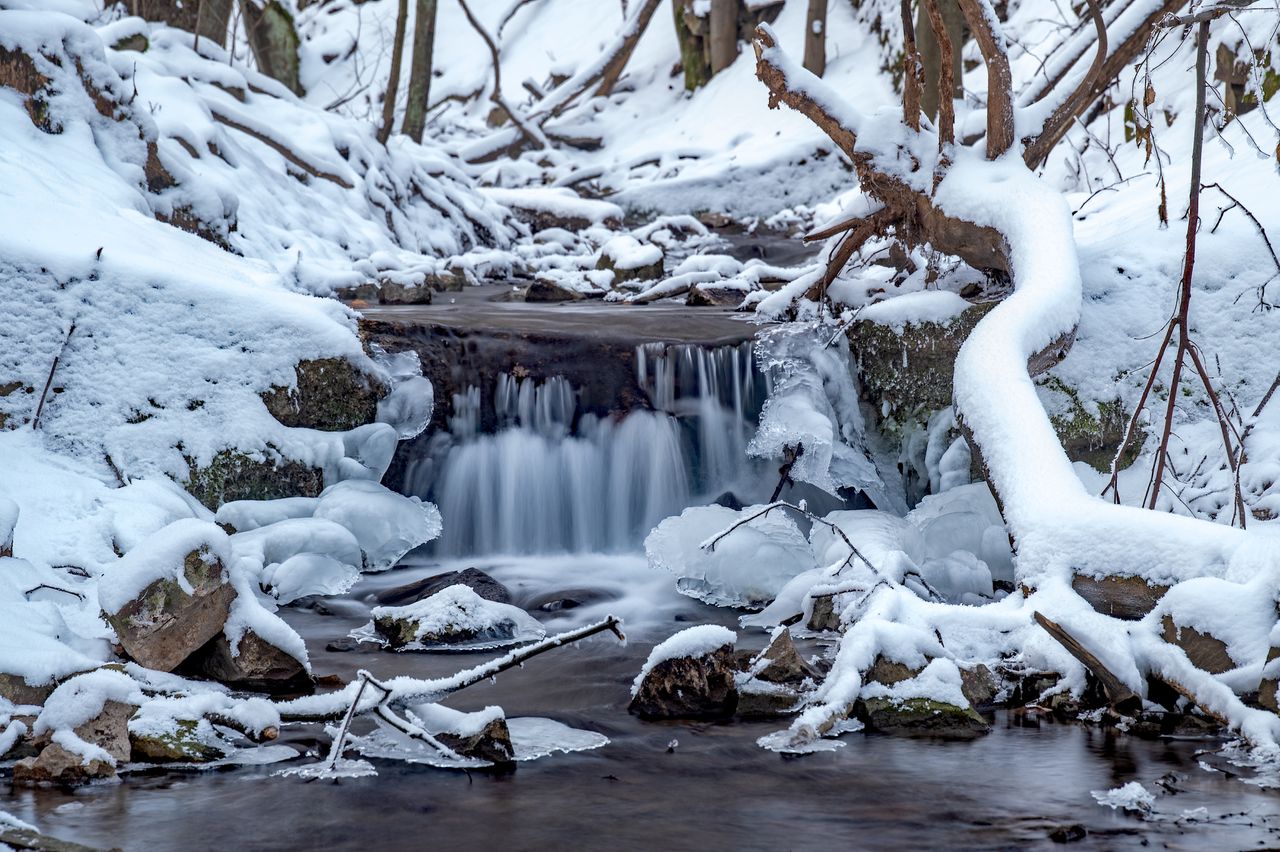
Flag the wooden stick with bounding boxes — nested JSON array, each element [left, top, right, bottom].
[[32, 322, 74, 431]]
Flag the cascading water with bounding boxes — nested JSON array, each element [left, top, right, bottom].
[[403, 342, 771, 556]]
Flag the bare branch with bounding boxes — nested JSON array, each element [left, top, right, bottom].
[[957, 0, 1015, 158]]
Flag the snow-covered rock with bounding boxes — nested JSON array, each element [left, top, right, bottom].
[[370, 585, 545, 651], [629, 625, 739, 720]]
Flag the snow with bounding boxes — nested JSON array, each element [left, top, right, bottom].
[[34, 669, 144, 765], [858, 290, 972, 332], [97, 519, 230, 615], [631, 625, 737, 697], [369, 584, 547, 650], [1091, 782, 1156, 813]]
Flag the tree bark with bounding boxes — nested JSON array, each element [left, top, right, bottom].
[[674, 1, 711, 91], [595, 0, 664, 96], [378, 0, 410, 145], [709, 0, 739, 76], [915, 0, 964, 122], [239, 0, 303, 96], [400, 0, 438, 143], [802, 0, 828, 77]]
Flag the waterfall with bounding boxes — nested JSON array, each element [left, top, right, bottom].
[[407, 342, 769, 556]]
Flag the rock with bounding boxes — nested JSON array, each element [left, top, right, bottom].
[[524, 277, 587, 303], [0, 495, 15, 557], [437, 716, 515, 767], [187, 448, 324, 510], [528, 588, 612, 612], [0, 825, 108, 852], [110, 33, 149, 52], [1048, 824, 1087, 844], [629, 644, 738, 720], [596, 236, 664, 284], [0, 673, 55, 707], [260, 357, 386, 432], [859, 697, 990, 738], [185, 630, 311, 694], [806, 593, 840, 632], [105, 546, 236, 672], [374, 567, 512, 607], [752, 628, 822, 686], [1041, 377, 1142, 473], [1072, 574, 1169, 621], [1161, 614, 1235, 674], [325, 637, 360, 653], [371, 585, 545, 650], [686, 284, 746, 307], [14, 699, 135, 785], [865, 655, 922, 688], [735, 678, 802, 719], [959, 663, 999, 709], [13, 743, 115, 785], [129, 719, 226, 763]]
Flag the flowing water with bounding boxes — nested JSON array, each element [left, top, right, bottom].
[[10, 295, 1279, 850]]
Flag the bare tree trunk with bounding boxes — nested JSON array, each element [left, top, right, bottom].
[[595, 0, 664, 96], [400, 0, 438, 143], [915, 0, 963, 122], [377, 0, 410, 145], [708, 0, 738, 75], [673, 1, 710, 91], [136, 0, 231, 43], [239, 0, 304, 95], [802, 0, 828, 77]]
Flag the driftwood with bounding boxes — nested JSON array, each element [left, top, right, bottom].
[[1033, 611, 1141, 714]]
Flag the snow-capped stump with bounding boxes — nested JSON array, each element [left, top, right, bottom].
[[1072, 574, 1170, 621], [260, 357, 388, 432], [629, 625, 739, 720], [13, 670, 142, 785], [595, 236, 664, 284], [100, 520, 236, 673], [374, 567, 512, 607], [370, 584, 546, 651], [185, 630, 311, 695]]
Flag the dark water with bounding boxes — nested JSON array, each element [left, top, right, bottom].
[[8, 558, 1280, 851]]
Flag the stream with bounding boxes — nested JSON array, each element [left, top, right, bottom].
[[9, 283, 1280, 850]]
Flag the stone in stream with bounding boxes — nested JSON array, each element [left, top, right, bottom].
[[686, 283, 747, 308], [371, 584, 545, 650], [13, 699, 135, 785], [750, 628, 823, 687], [104, 545, 236, 673], [629, 627, 739, 720], [374, 567, 512, 607], [436, 716, 515, 767], [183, 629, 312, 695], [856, 655, 990, 738], [260, 357, 388, 432], [596, 235, 664, 285], [524, 276, 588, 303], [129, 718, 227, 763]]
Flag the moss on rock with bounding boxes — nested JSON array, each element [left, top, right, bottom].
[[260, 357, 386, 432], [1040, 376, 1142, 472], [130, 719, 225, 763], [859, 696, 990, 738], [187, 448, 324, 510]]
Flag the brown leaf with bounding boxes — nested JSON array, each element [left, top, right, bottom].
[[1145, 83, 1156, 107], [1158, 179, 1168, 227]]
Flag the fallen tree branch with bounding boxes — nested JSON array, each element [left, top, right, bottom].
[[456, 0, 547, 152], [1033, 612, 1142, 714], [210, 109, 355, 188]]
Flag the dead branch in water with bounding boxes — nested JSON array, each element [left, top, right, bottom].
[[1033, 612, 1142, 714]]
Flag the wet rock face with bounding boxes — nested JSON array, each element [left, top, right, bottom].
[[859, 697, 990, 739], [629, 644, 739, 720], [184, 630, 311, 695], [437, 717, 515, 767], [261, 357, 387, 432], [186, 448, 324, 510], [105, 546, 235, 673], [13, 699, 135, 785], [375, 567, 512, 607]]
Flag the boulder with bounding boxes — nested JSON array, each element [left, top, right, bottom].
[[13, 699, 135, 785], [596, 236, 664, 285], [751, 628, 822, 686], [374, 567, 512, 607], [860, 697, 990, 738], [735, 677, 802, 719], [1072, 574, 1169, 621], [629, 644, 738, 720], [187, 448, 324, 510], [524, 277, 587, 303], [1259, 646, 1278, 713], [260, 357, 387, 432], [184, 630, 312, 694], [371, 584, 545, 650], [805, 593, 840, 632], [105, 546, 235, 672], [528, 588, 613, 613], [0, 673, 54, 707], [129, 719, 226, 763], [437, 716, 515, 767], [959, 663, 999, 709], [686, 284, 746, 308]]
